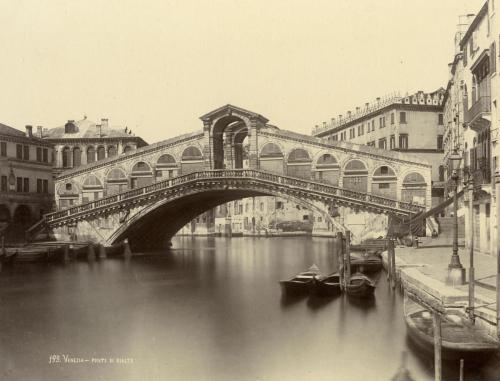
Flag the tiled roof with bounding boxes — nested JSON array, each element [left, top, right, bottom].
[[43, 118, 144, 140], [0, 122, 26, 137]]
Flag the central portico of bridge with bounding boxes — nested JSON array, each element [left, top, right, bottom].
[[37, 105, 432, 250]]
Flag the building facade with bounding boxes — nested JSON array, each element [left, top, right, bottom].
[[0, 124, 54, 243], [443, 1, 499, 255], [312, 89, 446, 209], [42, 117, 147, 175]]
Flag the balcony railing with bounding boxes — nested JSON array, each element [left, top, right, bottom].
[[465, 96, 491, 129]]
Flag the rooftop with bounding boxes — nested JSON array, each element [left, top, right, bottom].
[[43, 117, 147, 145], [312, 89, 445, 136]]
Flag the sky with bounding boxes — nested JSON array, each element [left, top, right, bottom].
[[0, 0, 486, 144]]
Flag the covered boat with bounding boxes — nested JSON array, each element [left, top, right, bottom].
[[404, 296, 498, 361], [313, 272, 341, 297], [279, 264, 323, 296], [345, 273, 376, 298]]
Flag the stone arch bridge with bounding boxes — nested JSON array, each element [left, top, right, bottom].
[[36, 105, 431, 250]]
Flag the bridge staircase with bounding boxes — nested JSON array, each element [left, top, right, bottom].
[[29, 169, 426, 242]]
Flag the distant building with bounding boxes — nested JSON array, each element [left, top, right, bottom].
[[42, 117, 147, 175], [0, 123, 54, 242], [312, 90, 446, 209]]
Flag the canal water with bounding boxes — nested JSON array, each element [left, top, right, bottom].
[[0, 236, 499, 381]]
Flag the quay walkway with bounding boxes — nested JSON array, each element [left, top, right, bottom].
[[381, 245, 499, 339]]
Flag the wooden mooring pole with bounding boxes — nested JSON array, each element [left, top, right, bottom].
[[337, 232, 344, 290], [468, 181, 475, 322], [62, 244, 70, 264], [433, 312, 442, 381], [345, 230, 351, 286], [388, 238, 396, 289], [459, 359, 464, 381], [496, 173, 500, 340]]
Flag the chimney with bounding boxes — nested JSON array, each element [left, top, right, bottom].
[[37, 126, 43, 138], [347, 111, 352, 118], [331, 117, 335, 124], [356, 107, 360, 112], [101, 118, 108, 128], [25, 125, 33, 138], [365, 102, 369, 108], [338, 114, 342, 120], [97, 124, 102, 138], [323, 121, 327, 127], [376, 97, 381, 103]]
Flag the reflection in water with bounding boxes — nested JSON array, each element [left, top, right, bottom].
[[0, 236, 498, 380]]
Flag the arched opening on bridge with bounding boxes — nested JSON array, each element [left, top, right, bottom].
[[87, 146, 96, 164], [286, 148, 312, 179], [181, 147, 204, 174], [371, 165, 397, 199], [108, 145, 117, 157], [212, 117, 248, 169], [156, 154, 178, 179], [402, 172, 427, 205], [259, 143, 284, 174], [343, 159, 368, 192], [97, 146, 106, 161], [106, 168, 128, 195], [82, 175, 104, 202], [131, 162, 153, 189], [73, 147, 81, 167], [232, 127, 248, 169], [314, 154, 339, 185], [57, 181, 80, 209]]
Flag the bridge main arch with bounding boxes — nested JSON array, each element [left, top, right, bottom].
[[108, 186, 337, 250]]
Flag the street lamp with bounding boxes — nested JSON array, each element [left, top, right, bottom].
[[445, 149, 466, 286]]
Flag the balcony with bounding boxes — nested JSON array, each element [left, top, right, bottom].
[[465, 96, 491, 132]]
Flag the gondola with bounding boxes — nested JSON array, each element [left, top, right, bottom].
[[345, 272, 376, 298], [312, 272, 341, 297], [404, 295, 498, 361], [279, 264, 323, 296]]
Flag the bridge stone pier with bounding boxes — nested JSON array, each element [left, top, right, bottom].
[[36, 105, 432, 250]]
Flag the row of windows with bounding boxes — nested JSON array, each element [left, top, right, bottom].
[[1, 143, 50, 163], [0, 176, 49, 193]]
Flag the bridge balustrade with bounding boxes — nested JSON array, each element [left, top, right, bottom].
[[46, 169, 425, 225]]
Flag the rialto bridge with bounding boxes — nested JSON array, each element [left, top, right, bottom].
[[34, 105, 432, 250]]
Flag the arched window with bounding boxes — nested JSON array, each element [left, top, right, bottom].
[[62, 147, 71, 168], [87, 146, 96, 164], [82, 175, 103, 203], [180, 147, 203, 175], [288, 148, 311, 162], [123, 145, 133, 154], [259, 143, 284, 174], [286, 148, 311, 179], [108, 146, 117, 157], [343, 159, 368, 192], [372, 165, 397, 198], [131, 162, 153, 189], [402, 172, 427, 205], [73, 147, 81, 167], [315, 154, 339, 184], [181, 146, 203, 161], [156, 154, 177, 179], [97, 146, 105, 161], [260, 143, 283, 158], [107, 168, 128, 195]]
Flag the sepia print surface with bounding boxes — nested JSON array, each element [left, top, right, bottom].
[[0, 1, 499, 380]]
